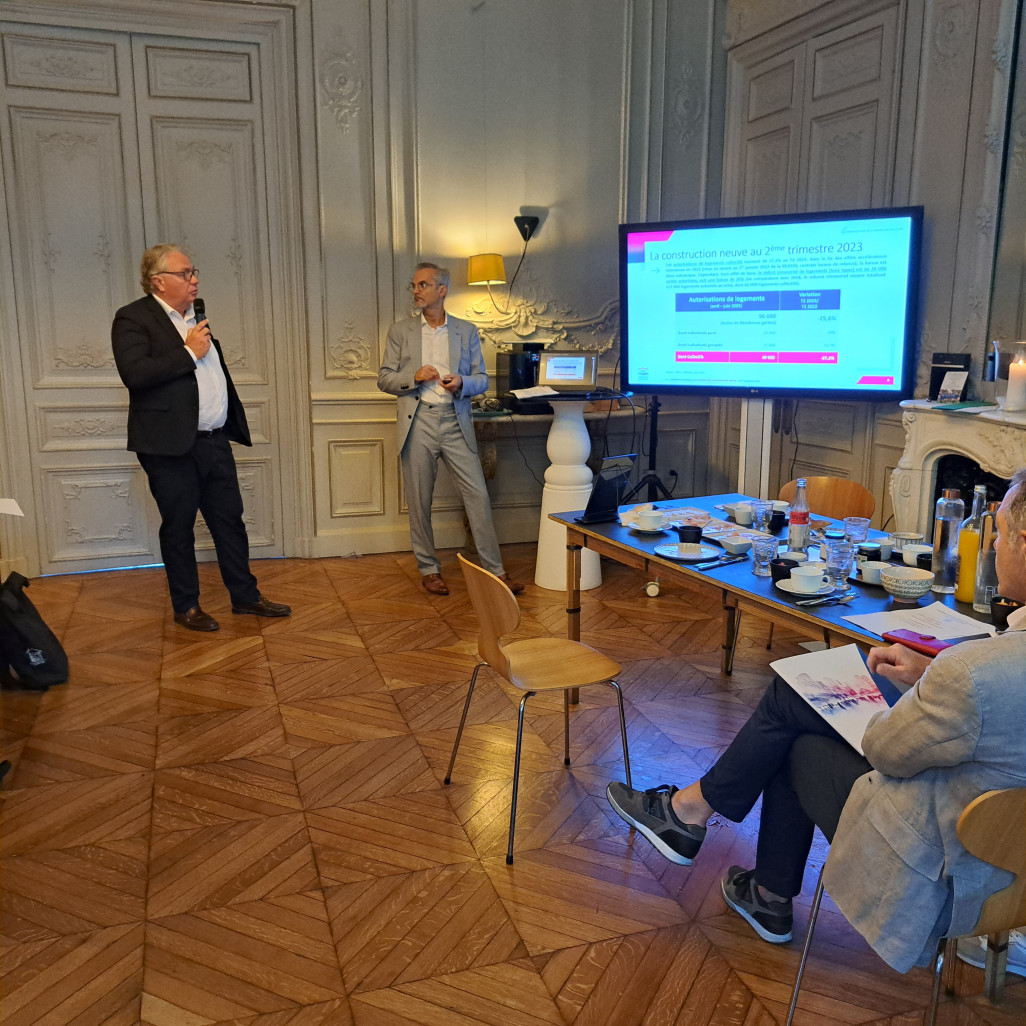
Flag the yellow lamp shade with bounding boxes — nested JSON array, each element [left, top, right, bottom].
[[467, 253, 506, 285]]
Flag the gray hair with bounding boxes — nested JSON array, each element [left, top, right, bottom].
[[415, 261, 450, 288], [1006, 468, 1026, 541], [140, 244, 185, 294]]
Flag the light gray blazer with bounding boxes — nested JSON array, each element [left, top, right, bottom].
[[377, 313, 488, 453], [824, 624, 1026, 973]]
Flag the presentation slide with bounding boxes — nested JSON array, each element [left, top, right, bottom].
[[624, 215, 915, 392]]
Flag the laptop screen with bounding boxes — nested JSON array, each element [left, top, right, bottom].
[[537, 350, 599, 392]]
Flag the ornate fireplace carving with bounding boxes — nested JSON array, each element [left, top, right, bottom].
[[892, 408, 1026, 531]]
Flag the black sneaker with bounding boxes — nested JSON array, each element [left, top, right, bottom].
[[721, 866, 793, 943], [605, 782, 706, 865]]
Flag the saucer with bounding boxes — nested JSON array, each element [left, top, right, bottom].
[[654, 543, 720, 562], [775, 578, 834, 597], [629, 523, 666, 534]]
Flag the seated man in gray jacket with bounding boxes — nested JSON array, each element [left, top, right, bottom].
[[606, 469, 1026, 974]]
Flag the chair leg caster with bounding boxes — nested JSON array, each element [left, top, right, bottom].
[[564, 757, 570, 766], [645, 581, 660, 597], [443, 777, 451, 785], [505, 854, 514, 865]]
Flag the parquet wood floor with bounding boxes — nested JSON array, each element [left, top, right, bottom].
[[2, 546, 1024, 1025]]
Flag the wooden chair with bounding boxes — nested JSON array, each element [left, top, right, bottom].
[[727, 477, 877, 672], [786, 787, 1026, 1025], [778, 476, 875, 520], [445, 553, 632, 864]]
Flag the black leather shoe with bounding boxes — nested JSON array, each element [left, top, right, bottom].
[[173, 606, 220, 632], [231, 595, 291, 617]]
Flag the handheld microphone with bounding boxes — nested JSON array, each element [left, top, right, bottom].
[[193, 297, 206, 327]]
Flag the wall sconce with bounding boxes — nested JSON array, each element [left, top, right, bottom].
[[467, 215, 541, 313]]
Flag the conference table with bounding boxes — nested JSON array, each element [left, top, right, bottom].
[[550, 492, 991, 674]]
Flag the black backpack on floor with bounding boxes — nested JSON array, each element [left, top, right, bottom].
[[0, 572, 68, 689]]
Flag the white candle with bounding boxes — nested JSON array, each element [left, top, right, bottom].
[[1007, 351, 1026, 412]]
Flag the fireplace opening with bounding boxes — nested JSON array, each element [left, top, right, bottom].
[[932, 454, 1009, 506]]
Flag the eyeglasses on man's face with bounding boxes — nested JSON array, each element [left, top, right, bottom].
[[156, 267, 199, 282], [407, 280, 440, 293]]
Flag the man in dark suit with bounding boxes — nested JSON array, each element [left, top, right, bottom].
[[377, 262, 522, 596], [111, 244, 289, 631]]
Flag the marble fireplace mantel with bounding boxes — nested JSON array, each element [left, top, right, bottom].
[[892, 406, 1026, 533]]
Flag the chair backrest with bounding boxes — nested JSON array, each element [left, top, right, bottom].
[[957, 787, 1026, 935], [778, 476, 876, 520], [457, 553, 519, 681]]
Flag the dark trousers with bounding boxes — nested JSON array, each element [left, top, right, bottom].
[[138, 432, 259, 613], [700, 676, 872, 898]]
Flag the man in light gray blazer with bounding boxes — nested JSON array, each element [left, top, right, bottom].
[[606, 470, 1026, 974], [377, 262, 522, 597]]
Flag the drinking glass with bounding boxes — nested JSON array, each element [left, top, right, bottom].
[[843, 516, 871, 543], [752, 500, 773, 532], [750, 533, 778, 577], [824, 539, 855, 591]]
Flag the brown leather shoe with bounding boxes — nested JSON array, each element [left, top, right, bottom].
[[231, 595, 291, 617], [421, 573, 449, 595], [173, 606, 219, 632], [498, 573, 525, 595]]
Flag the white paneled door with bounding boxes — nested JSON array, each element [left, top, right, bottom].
[[1, 10, 299, 576]]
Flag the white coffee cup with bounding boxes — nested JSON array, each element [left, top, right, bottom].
[[859, 560, 890, 585], [876, 539, 894, 560], [733, 503, 753, 526], [636, 509, 663, 530], [778, 550, 808, 564], [772, 500, 790, 512], [790, 565, 831, 593]]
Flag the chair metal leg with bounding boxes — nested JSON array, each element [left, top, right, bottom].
[[723, 605, 742, 675], [983, 930, 1010, 1003], [766, 622, 774, 650], [444, 663, 483, 785], [507, 691, 536, 864], [927, 937, 947, 1026], [563, 689, 571, 766], [609, 680, 632, 789], [785, 873, 826, 1026]]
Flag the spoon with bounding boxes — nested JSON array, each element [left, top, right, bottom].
[[796, 590, 856, 608]]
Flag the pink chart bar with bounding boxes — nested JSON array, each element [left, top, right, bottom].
[[675, 351, 839, 364]]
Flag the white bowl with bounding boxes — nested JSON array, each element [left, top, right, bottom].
[[902, 543, 933, 566], [880, 565, 934, 602], [719, 534, 753, 555]]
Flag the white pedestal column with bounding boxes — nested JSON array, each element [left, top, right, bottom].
[[534, 402, 602, 590]]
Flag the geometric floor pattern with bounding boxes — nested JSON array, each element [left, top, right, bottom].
[[2, 543, 1023, 1025]]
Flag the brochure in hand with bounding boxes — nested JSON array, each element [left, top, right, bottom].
[[770, 644, 903, 756]]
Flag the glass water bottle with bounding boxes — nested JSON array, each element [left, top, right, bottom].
[[931, 488, 964, 594], [955, 484, 987, 602], [973, 500, 1001, 613], [787, 478, 810, 553]]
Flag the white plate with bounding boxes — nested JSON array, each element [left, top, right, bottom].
[[629, 523, 666, 534], [775, 578, 834, 597], [654, 543, 721, 562]]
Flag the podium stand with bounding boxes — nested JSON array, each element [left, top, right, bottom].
[[534, 400, 601, 591]]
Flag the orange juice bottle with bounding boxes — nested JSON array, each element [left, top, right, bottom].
[[955, 485, 987, 602]]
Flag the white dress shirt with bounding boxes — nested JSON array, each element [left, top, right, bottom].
[[419, 315, 453, 405], [155, 295, 229, 431]]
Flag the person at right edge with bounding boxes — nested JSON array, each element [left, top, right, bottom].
[[606, 470, 1026, 976]]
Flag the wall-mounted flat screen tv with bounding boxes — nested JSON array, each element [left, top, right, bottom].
[[619, 206, 923, 401]]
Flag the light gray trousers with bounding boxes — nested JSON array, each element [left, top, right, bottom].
[[400, 403, 505, 577]]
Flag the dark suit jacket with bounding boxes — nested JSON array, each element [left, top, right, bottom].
[[111, 294, 250, 456]]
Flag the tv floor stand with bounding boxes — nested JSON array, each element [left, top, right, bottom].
[[623, 395, 675, 503]]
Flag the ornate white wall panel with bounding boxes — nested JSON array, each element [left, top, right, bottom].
[[328, 440, 384, 517], [812, 25, 887, 97], [805, 104, 879, 210], [2, 32, 118, 93], [145, 46, 252, 102], [43, 466, 152, 562], [741, 129, 793, 214], [194, 457, 275, 550], [748, 61, 797, 119], [37, 404, 126, 451], [8, 106, 134, 381], [148, 118, 268, 382]]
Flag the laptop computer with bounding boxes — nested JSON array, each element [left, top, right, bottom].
[[537, 350, 602, 398], [575, 454, 637, 524]]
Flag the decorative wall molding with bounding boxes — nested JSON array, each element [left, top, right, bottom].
[[327, 321, 373, 378], [318, 33, 363, 133], [669, 59, 703, 148], [3, 33, 118, 93], [467, 271, 619, 353], [146, 46, 252, 101]]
